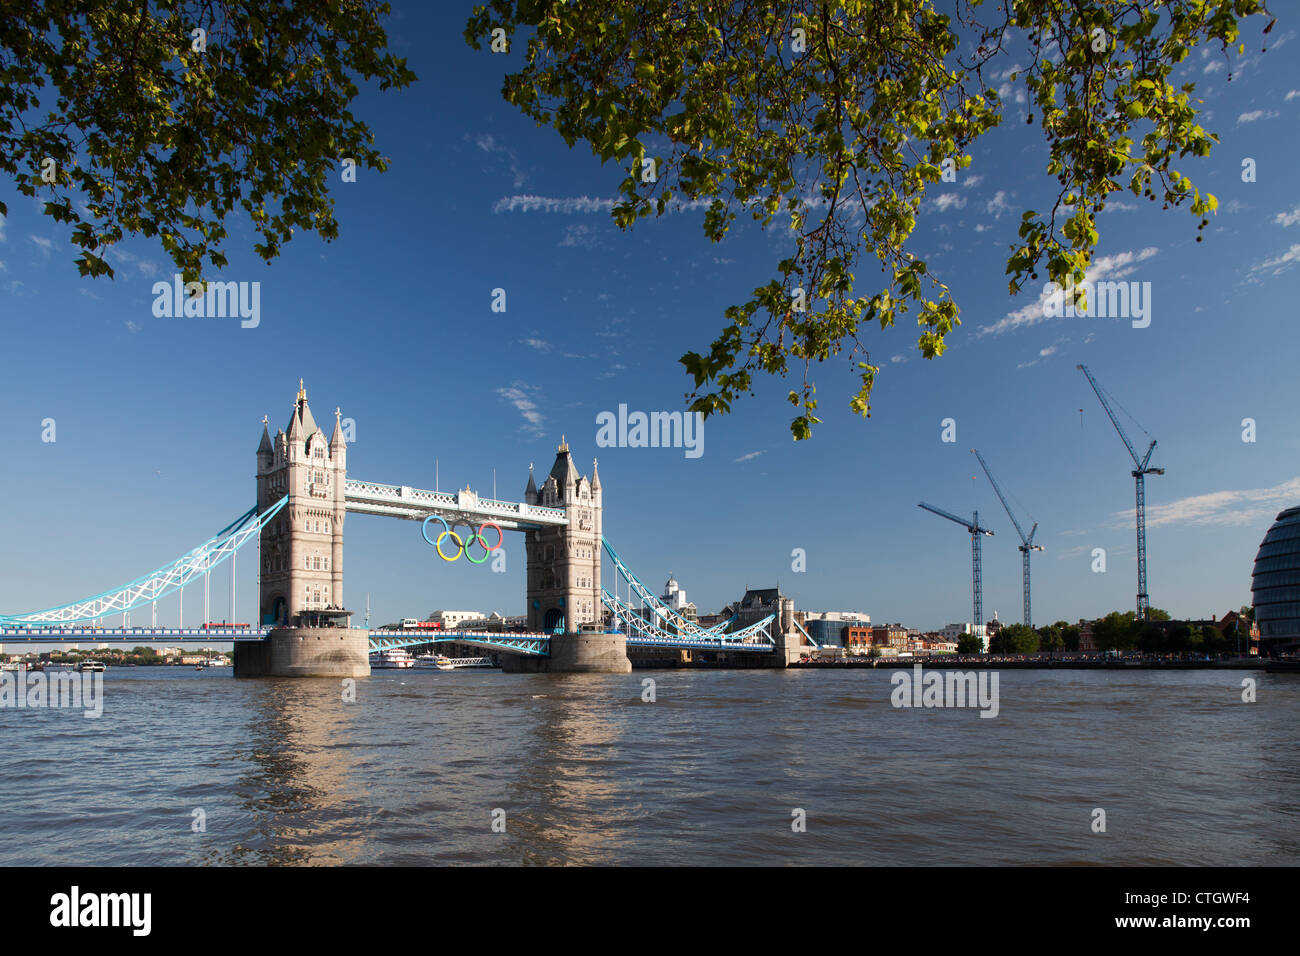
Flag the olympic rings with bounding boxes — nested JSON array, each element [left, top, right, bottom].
[[421, 515, 503, 563]]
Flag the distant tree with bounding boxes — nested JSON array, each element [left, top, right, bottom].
[[991, 623, 1038, 654], [956, 635, 984, 655], [1092, 611, 1139, 651], [1147, 607, 1172, 622], [2, 2, 416, 281], [1037, 624, 1065, 652], [130, 646, 157, 657], [468, 1, 1272, 438], [1202, 625, 1230, 656], [1137, 623, 1166, 653], [1239, 605, 1255, 622], [1061, 625, 1081, 652]]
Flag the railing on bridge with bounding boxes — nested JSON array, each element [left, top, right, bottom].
[[0, 498, 288, 628], [344, 479, 567, 529], [369, 629, 550, 657]]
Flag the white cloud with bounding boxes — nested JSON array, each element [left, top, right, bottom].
[[472, 133, 526, 189], [496, 383, 546, 436], [985, 191, 1010, 218], [1120, 477, 1300, 530], [1203, 61, 1224, 74], [1249, 243, 1300, 277], [930, 193, 966, 213], [961, 175, 983, 188], [980, 247, 1159, 336], [0, 212, 6, 241], [520, 338, 552, 352], [1274, 204, 1300, 228], [28, 235, 54, 255], [559, 223, 599, 248], [1286, 90, 1300, 101], [734, 450, 766, 463], [1237, 109, 1278, 125], [493, 195, 615, 215]]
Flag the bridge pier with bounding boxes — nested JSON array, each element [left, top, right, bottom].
[[234, 626, 371, 678], [500, 632, 632, 674]]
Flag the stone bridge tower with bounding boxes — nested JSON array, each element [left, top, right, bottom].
[[256, 381, 348, 626], [523, 438, 602, 634]]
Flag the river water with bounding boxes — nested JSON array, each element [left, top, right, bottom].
[[1, 667, 1295, 865]]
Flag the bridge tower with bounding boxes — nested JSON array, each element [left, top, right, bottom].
[[523, 438, 602, 634], [256, 381, 348, 627]]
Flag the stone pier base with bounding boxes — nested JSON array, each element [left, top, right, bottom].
[[234, 626, 371, 678], [500, 632, 632, 674]]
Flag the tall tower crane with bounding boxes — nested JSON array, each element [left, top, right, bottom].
[[972, 449, 1044, 629], [1077, 364, 1164, 620], [918, 503, 995, 629]]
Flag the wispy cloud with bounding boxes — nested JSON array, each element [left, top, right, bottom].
[[734, 450, 766, 463], [1118, 477, 1300, 530], [980, 247, 1158, 337], [985, 191, 1010, 218], [520, 338, 552, 352], [493, 194, 716, 215], [1274, 204, 1300, 228], [28, 235, 54, 255], [494, 195, 615, 215], [1237, 109, 1278, 125], [558, 223, 599, 248], [929, 193, 966, 213], [1249, 243, 1300, 278], [0, 212, 6, 242], [497, 383, 546, 436], [472, 133, 527, 189]]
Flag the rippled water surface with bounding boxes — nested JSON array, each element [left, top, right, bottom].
[[1, 667, 1296, 865]]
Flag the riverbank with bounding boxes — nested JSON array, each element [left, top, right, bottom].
[[794, 656, 1265, 670]]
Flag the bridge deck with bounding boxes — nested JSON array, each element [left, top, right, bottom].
[[0, 627, 781, 654]]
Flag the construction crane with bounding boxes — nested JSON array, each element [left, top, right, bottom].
[[1077, 364, 1164, 620], [972, 449, 1044, 629], [918, 502, 995, 629]]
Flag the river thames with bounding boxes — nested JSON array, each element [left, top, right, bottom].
[[1, 667, 1295, 866]]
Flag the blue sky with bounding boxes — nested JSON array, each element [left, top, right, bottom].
[[1, 4, 1298, 633]]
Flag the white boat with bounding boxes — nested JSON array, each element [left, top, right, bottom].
[[77, 660, 106, 672], [371, 649, 415, 669], [204, 658, 230, 667]]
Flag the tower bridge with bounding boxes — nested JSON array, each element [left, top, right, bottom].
[[0, 382, 817, 674]]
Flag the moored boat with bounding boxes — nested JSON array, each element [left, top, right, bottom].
[[371, 648, 415, 669]]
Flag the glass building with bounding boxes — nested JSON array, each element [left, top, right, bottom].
[[1251, 507, 1300, 653]]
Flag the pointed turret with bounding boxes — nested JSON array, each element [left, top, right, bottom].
[[330, 406, 345, 452], [285, 378, 321, 449], [286, 399, 302, 442], [525, 463, 537, 502], [548, 434, 579, 492], [258, 417, 273, 455], [591, 458, 601, 492]]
